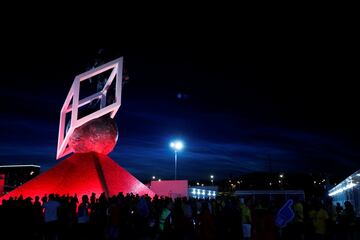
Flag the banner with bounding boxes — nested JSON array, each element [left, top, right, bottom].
[[0, 174, 5, 196]]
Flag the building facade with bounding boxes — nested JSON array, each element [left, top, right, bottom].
[[329, 169, 360, 217]]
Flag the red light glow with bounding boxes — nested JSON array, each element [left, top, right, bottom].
[[0, 152, 154, 201]]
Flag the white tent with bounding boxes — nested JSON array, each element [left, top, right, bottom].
[[329, 169, 360, 217]]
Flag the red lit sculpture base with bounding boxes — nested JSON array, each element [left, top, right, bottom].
[[0, 152, 154, 201]]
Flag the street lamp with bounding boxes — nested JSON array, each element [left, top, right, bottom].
[[170, 140, 184, 180]]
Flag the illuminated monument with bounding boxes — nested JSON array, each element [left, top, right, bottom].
[[1, 57, 154, 199]]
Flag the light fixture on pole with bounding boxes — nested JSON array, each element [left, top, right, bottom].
[[170, 140, 184, 180]]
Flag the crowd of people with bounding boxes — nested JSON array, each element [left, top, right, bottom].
[[0, 192, 358, 240]]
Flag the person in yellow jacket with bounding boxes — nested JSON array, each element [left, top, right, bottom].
[[293, 200, 305, 240], [158, 201, 174, 240], [309, 202, 329, 239], [239, 198, 252, 240]]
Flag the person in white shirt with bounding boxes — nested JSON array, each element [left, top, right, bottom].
[[43, 194, 60, 240]]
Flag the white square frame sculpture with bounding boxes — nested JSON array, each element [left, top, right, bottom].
[[57, 57, 123, 159]]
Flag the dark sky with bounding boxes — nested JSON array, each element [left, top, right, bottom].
[[0, 21, 359, 181]]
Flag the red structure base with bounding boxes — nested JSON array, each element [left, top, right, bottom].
[[0, 152, 154, 200]]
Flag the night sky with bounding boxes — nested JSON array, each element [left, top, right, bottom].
[[0, 25, 359, 181]]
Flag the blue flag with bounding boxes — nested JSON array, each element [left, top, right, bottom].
[[275, 199, 295, 228]]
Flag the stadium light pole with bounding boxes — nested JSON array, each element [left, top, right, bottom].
[[170, 140, 184, 180]]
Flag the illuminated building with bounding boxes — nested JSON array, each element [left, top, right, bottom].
[[0, 165, 40, 195], [328, 169, 360, 217]]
